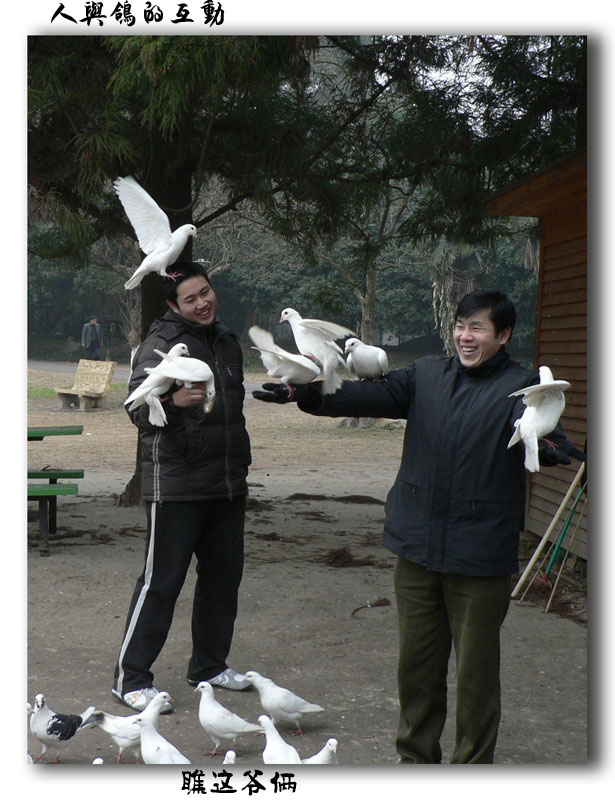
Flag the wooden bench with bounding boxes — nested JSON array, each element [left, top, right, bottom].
[[54, 359, 116, 411], [28, 469, 84, 537], [27, 483, 79, 556]]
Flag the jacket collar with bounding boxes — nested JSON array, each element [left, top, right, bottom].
[[455, 346, 510, 378]]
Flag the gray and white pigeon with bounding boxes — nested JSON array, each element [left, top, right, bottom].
[[194, 681, 263, 756], [302, 737, 338, 764], [243, 671, 324, 735], [248, 325, 320, 394], [279, 308, 354, 395], [114, 175, 197, 290], [29, 693, 95, 763], [344, 338, 388, 379], [132, 714, 191, 765], [125, 343, 189, 426], [507, 365, 570, 473], [80, 691, 172, 763], [258, 715, 302, 764], [146, 348, 216, 413]]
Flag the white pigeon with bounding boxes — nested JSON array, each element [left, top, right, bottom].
[[125, 343, 190, 426], [114, 175, 197, 290], [258, 715, 302, 764], [222, 750, 236, 765], [248, 325, 320, 394], [29, 693, 95, 763], [302, 737, 339, 764], [279, 308, 354, 395], [507, 365, 570, 473], [92, 757, 104, 764], [344, 337, 388, 379], [146, 348, 216, 413], [80, 691, 172, 763], [132, 714, 191, 765], [243, 671, 324, 735], [194, 681, 263, 756]]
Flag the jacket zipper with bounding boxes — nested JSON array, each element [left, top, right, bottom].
[[206, 334, 234, 500]]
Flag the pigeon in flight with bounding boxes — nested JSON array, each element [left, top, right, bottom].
[[344, 337, 389, 379], [507, 365, 570, 472], [258, 715, 302, 764], [302, 737, 339, 764], [194, 681, 263, 756], [279, 308, 354, 395], [146, 347, 216, 413], [114, 176, 197, 290], [29, 693, 95, 763], [248, 325, 320, 396], [132, 714, 191, 764], [125, 343, 190, 426], [243, 671, 324, 735]]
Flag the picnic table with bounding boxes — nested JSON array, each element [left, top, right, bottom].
[[28, 425, 84, 556]]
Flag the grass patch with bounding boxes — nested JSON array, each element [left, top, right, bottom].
[[28, 386, 56, 399]]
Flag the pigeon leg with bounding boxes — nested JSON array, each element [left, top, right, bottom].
[[291, 725, 304, 736], [33, 752, 46, 762], [164, 271, 182, 281], [204, 747, 219, 757]]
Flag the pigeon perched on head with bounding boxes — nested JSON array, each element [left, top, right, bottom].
[[29, 693, 95, 763], [114, 175, 197, 290], [194, 681, 263, 756], [507, 365, 570, 472], [132, 714, 191, 764], [279, 308, 354, 395], [248, 325, 320, 395], [243, 671, 324, 735], [258, 715, 302, 764], [80, 691, 172, 764], [146, 348, 216, 412], [125, 343, 189, 426], [344, 338, 388, 379], [302, 737, 338, 764]]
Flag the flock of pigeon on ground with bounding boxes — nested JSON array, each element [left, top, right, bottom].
[[28, 670, 338, 765]]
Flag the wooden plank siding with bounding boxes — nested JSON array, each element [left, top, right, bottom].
[[487, 151, 587, 561]]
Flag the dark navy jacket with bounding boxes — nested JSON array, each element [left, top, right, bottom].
[[298, 349, 556, 576]]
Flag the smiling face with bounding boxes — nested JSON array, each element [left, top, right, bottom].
[[167, 275, 217, 326], [453, 308, 511, 368]]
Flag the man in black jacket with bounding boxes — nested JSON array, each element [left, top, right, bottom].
[[254, 290, 583, 762], [112, 262, 252, 714]]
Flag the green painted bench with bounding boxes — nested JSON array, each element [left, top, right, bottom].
[[28, 469, 85, 538], [27, 482, 79, 556]]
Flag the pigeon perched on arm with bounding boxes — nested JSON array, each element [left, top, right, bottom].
[[248, 325, 320, 397], [279, 308, 354, 395], [125, 343, 190, 427], [194, 681, 263, 756], [114, 176, 197, 290], [258, 715, 302, 764], [147, 349, 216, 413], [344, 337, 388, 379], [507, 365, 570, 473], [243, 671, 324, 735], [29, 693, 95, 763], [132, 714, 191, 764], [302, 737, 339, 764]]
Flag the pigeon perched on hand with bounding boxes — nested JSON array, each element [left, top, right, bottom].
[[243, 671, 324, 735], [29, 693, 95, 763], [125, 343, 189, 426], [344, 337, 388, 379], [194, 681, 263, 756], [302, 737, 339, 764], [132, 714, 191, 764], [507, 365, 570, 473], [279, 308, 354, 395], [114, 176, 197, 290], [147, 348, 216, 413], [248, 325, 320, 396], [258, 715, 302, 764]]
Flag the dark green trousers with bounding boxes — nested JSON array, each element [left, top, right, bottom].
[[394, 557, 511, 763]]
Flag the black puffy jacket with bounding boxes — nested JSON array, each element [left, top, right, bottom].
[[127, 309, 251, 502], [298, 349, 561, 576]]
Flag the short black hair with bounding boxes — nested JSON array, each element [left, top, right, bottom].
[[455, 290, 516, 336], [162, 261, 210, 305]]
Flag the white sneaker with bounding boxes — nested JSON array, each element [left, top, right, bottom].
[[111, 686, 173, 714], [206, 668, 251, 691]]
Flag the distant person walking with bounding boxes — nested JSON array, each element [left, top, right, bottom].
[[82, 315, 102, 360]]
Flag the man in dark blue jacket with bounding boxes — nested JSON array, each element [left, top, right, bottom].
[[254, 290, 583, 763]]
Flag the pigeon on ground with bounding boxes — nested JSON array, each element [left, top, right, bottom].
[[114, 175, 197, 290], [258, 715, 302, 764], [146, 348, 216, 413], [302, 737, 339, 764], [344, 338, 388, 379], [132, 714, 191, 764], [507, 365, 570, 473], [243, 671, 324, 735], [80, 691, 172, 763], [92, 757, 104, 764], [279, 308, 354, 395], [222, 750, 236, 765], [29, 693, 95, 763], [194, 681, 263, 756], [248, 325, 320, 396], [125, 343, 190, 426]]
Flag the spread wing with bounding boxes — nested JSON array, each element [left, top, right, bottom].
[[300, 318, 355, 341], [114, 176, 172, 253]]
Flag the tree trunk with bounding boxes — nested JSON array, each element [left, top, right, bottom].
[[360, 261, 377, 344]]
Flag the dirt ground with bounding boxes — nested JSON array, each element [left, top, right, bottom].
[[25, 366, 588, 787]]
